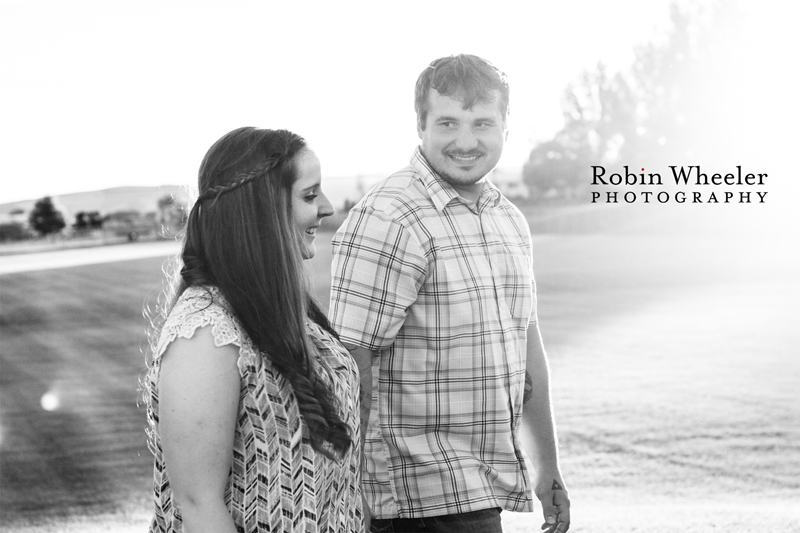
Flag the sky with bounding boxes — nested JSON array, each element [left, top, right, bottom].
[[0, 0, 795, 206]]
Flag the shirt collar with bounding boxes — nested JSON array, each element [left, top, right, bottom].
[[410, 147, 501, 213]]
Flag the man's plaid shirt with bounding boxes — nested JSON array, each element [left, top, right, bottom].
[[329, 148, 536, 519]]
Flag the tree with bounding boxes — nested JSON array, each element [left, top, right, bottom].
[[87, 211, 103, 228], [73, 210, 103, 230], [28, 196, 66, 236], [0, 222, 28, 241], [157, 194, 173, 225], [73, 211, 89, 230], [524, 62, 638, 201], [103, 210, 141, 224], [626, 2, 743, 167], [523, 1, 740, 201], [523, 139, 585, 201], [157, 194, 187, 237]]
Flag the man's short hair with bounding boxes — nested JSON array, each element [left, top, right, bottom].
[[414, 54, 510, 131]]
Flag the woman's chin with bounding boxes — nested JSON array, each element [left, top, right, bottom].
[[301, 243, 316, 260]]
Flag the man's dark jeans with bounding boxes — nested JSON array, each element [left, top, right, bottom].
[[370, 508, 502, 533]]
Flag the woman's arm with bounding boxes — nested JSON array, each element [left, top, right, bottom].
[[158, 325, 241, 533]]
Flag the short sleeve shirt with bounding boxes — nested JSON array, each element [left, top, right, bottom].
[[329, 148, 536, 519], [146, 286, 363, 532]]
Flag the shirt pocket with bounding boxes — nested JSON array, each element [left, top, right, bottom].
[[507, 253, 533, 321]]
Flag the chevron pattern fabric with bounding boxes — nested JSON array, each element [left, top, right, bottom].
[[145, 286, 363, 532]]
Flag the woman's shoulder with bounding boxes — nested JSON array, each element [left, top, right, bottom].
[[154, 285, 244, 361], [167, 285, 233, 323]]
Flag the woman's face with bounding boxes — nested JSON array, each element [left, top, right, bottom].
[[291, 149, 334, 259]]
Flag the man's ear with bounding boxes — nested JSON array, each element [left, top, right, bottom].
[[417, 120, 424, 140]]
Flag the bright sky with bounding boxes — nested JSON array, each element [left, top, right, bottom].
[[0, 0, 792, 204]]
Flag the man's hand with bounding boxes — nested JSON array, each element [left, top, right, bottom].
[[536, 477, 570, 533]]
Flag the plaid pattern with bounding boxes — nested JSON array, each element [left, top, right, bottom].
[[329, 148, 535, 519]]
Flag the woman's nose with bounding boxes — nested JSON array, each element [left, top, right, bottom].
[[318, 193, 334, 218]]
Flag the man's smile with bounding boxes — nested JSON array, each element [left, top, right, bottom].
[[446, 151, 484, 164]]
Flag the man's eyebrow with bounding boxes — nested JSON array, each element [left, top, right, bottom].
[[435, 115, 460, 122]]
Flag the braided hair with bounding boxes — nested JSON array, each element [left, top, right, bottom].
[[195, 157, 279, 206], [172, 127, 351, 460]]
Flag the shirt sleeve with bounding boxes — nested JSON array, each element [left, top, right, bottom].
[[329, 205, 427, 351], [528, 241, 538, 327]]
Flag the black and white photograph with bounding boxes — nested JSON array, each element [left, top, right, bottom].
[[1, 1, 797, 532]]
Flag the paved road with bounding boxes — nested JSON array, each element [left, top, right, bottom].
[[0, 241, 182, 275]]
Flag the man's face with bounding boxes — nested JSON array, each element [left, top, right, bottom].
[[418, 89, 506, 192]]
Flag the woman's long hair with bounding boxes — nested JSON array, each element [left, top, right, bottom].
[[150, 127, 350, 460]]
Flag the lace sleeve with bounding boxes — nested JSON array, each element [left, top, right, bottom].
[[153, 286, 248, 364]]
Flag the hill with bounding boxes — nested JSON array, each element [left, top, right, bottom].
[[1, 167, 530, 224], [0, 186, 191, 222]]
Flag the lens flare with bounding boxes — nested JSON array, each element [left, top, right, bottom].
[[40, 392, 60, 411]]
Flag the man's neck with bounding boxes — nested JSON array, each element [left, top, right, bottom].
[[449, 181, 484, 204]]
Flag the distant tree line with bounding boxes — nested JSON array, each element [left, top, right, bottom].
[[0, 193, 188, 243]]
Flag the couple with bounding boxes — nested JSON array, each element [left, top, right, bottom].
[[144, 54, 570, 533]]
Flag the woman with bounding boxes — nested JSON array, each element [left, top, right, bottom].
[[144, 127, 363, 532]]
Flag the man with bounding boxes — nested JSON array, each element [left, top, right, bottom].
[[330, 54, 570, 533]]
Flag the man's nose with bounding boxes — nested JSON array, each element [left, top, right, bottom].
[[454, 127, 479, 151]]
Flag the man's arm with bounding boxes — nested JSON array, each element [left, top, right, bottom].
[[329, 206, 425, 532], [343, 343, 374, 454], [522, 322, 570, 533]]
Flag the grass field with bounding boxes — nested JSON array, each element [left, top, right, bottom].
[[1, 207, 799, 532]]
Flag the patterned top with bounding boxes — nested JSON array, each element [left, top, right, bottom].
[[146, 286, 363, 532], [329, 148, 535, 519]]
